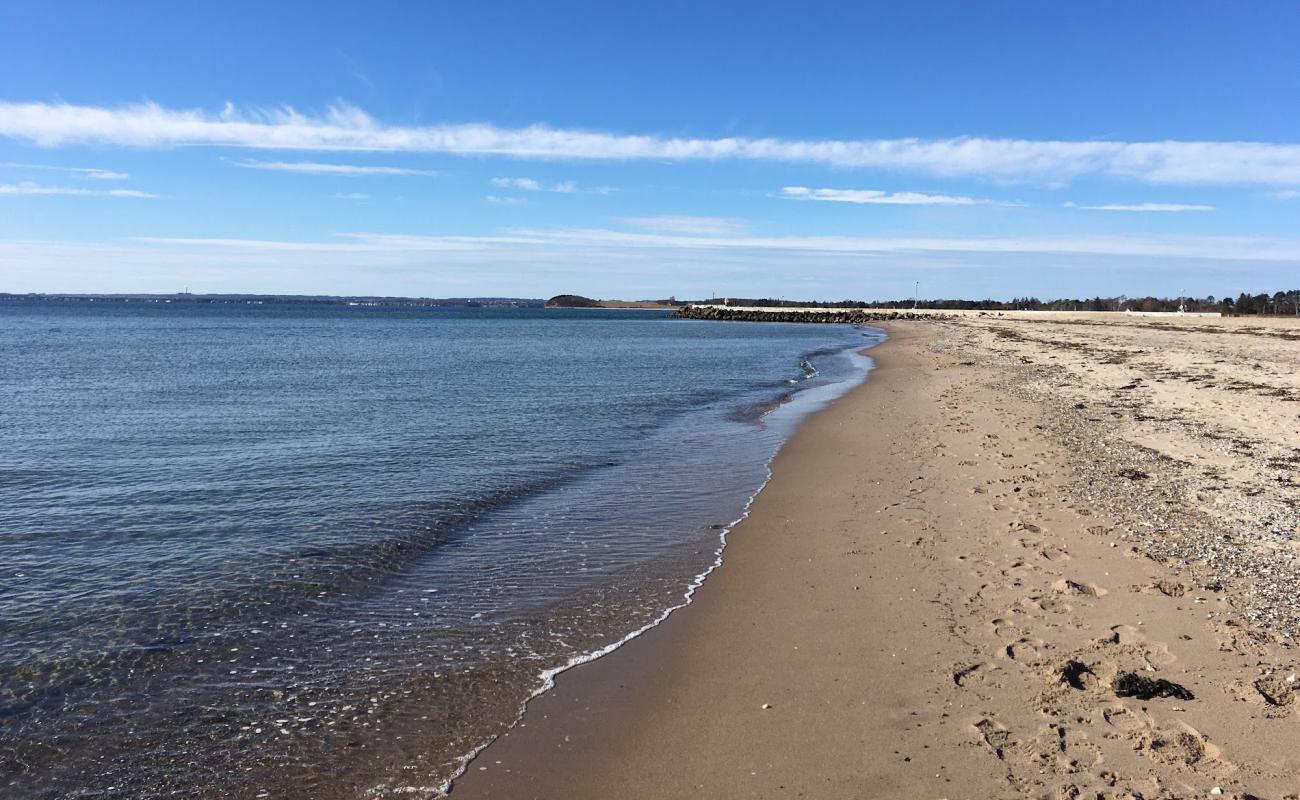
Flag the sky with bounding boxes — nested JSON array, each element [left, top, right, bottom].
[[2, 1, 1299, 300]]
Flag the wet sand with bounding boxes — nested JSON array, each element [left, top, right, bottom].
[[452, 317, 1300, 799]]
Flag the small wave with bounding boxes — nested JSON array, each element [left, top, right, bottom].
[[432, 332, 886, 798]]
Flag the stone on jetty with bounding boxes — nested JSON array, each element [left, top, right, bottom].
[[672, 306, 950, 324]]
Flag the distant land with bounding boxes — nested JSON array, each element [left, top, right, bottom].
[[667, 291, 1300, 316], [0, 293, 545, 308], [544, 294, 682, 309], [4, 289, 1297, 316]]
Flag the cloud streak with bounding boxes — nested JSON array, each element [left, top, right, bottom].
[[781, 186, 1003, 206], [231, 159, 440, 176], [1, 162, 128, 180], [490, 176, 541, 191], [0, 181, 156, 198], [1067, 201, 1214, 212], [490, 176, 610, 194], [5, 230, 1294, 298], [119, 228, 1300, 263], [4, 101, 1300, 185], [622, 216, 748, 235]]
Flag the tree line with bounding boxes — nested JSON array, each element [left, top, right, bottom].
[[700, 290, 1300, 316]]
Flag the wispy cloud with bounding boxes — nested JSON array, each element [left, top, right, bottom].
[[1274, 190, 1300, 200], [0, 181, 156, 198], [504, 228, 1300, 261], [7, 235, 1292, 299], [1065, 201, 1214, 212], [333, 192, 369, 200], [622, 216, 748, 235], [781, 186, 1006, 206], [490, 176, 612, 194], [6, 101, 1300, 185], [120, 228, 1300, 262], [490, 177, 541, 191], [1, 162, 128, 180], [231, 159, 439, 176]]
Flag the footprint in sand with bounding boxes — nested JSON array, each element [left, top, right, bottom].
[[952, 661, 1001, 688], [1005, 636, 1048, 663], [1039, 545, 1070, 562], [1001, 558, 1033, 577], [1010, 520, 1044, 533], [1106, 625, 1177, 667], [1143, 722, 1224, 769], [1029, 724, 1104, 775], [1102, 703, 1153, 734], [1023, 595, 1074, 615], [991, 618, 1023, 641], [1052, 578, 1108, 598], [972, 717, 1014, 759], [1134, 579, 1187, 598]]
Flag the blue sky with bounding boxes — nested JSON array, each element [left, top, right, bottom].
[[2, 1, 1298, 299]]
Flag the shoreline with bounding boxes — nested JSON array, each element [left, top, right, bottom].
[[447, 324, 1002, 798], [430, 332, 884, 795], [451, 318, 1300, 799]]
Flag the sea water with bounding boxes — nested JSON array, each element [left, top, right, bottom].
[[0, 301, 881, 798]]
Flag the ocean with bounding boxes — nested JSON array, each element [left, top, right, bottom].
[[0, 301, 882, 798]]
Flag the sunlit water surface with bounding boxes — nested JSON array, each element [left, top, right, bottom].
[[0, 302, 881, 798]]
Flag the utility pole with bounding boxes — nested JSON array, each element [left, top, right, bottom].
[[913, 281, 919, 310]]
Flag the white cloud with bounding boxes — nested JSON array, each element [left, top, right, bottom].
[[5, 100, 1300, 185], [504, 227, 1300, 261], [1066, 201, 1214, 212], [5, 230, 1294, 297], [0, 181, 156, 198], [1, 162, 128, 180], [781, 186, 1002, 206], [490, 177, 542, 191], [489, 176, 610, 194], [123, 228, 1300, 262], [622, 216, 748, 235], [231, 159, 439, 176]]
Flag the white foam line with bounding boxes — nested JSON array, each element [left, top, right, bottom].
[[381, 332, 885, 799], [418, 484, 761, 796]]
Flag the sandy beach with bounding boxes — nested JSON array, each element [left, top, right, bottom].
[[452, 315, 1300, 799]]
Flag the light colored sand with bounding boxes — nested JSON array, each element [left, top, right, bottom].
[[451, 318, 1300, 800]]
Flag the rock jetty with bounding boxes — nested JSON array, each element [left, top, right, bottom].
[[672, 306, 952, 323]]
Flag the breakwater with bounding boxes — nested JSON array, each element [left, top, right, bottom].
[[673, 306, 952, 323]]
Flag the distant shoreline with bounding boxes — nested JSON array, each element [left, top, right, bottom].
[[0, 293, 545, 308]]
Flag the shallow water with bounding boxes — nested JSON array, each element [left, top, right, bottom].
[[0, 301, 881, 798]]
